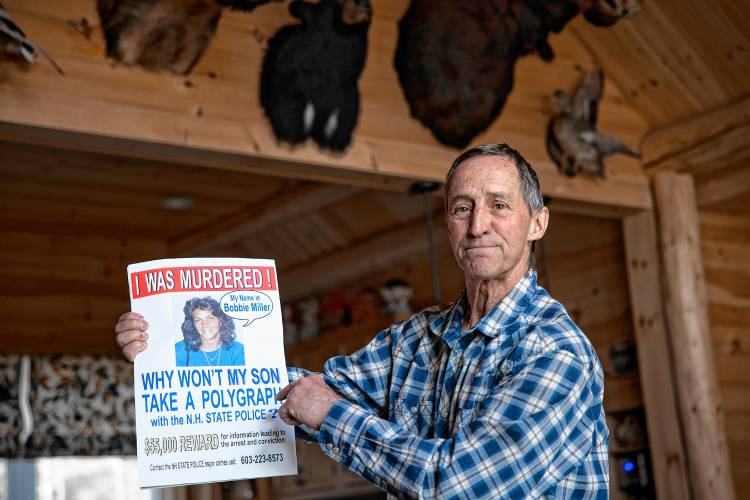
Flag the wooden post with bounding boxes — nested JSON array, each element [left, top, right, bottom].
[[622, 210, 691, 500], [653, 172, 736, 500]]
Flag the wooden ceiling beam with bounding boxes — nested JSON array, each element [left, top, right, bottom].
[[641, 95, 750, 175], [168, 183, 362, 256], [279, 211, 447, 303], [696, 163, 750, 209]]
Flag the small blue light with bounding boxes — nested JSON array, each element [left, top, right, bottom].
[[623, 461, 636, 473]]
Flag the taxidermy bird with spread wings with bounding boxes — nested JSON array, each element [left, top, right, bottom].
[[260, 0, 371, 153], [97, 0, 275, 75], [394, 0, 639, 148], [0, 2, 64, 75], [546, 68, 639, 178]]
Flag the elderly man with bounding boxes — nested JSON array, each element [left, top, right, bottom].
[[116, 144, 608, 498]]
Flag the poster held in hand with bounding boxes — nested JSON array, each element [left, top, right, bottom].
[[127, 257, 297, 488]]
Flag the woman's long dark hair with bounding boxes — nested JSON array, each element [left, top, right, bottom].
[[181, 297, 236, 352]]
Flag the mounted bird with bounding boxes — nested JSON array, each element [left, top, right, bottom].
[[394, 0, 639, 149], [0, 2, 64, 75], [97, 0, 275, 75], [546, 68, 639, 178], [260, 0, 371, 153]]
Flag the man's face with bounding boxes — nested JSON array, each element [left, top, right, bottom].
[[446, 155, 545, 283], [192, 308, 220, 342]]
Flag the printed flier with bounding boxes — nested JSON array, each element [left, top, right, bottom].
[[127, 258, 297, 488]]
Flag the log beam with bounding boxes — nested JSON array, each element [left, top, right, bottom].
[[622, 211, 691, 500], [168, 183, 361, 256], [641, 96, 750, 176], [279, 211, 448, 303], [653, 172, 736, 500]]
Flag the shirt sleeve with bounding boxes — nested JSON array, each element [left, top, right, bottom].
[[322, 327, 394, 417], [287, 327, 395, 443], [316, 348, 602, 499]]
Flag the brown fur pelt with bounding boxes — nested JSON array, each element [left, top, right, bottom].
[[394, 0, 639, 148], [97, 0, 273, 75]]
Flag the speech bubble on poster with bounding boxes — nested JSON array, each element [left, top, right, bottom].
[[220, 290, 273, 327]]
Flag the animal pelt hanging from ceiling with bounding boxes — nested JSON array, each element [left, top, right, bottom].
[[97, 0, 273, 75], [260, 0, 371, 153], [394, 0, 640, 149]]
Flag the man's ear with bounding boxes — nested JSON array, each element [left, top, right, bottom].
[[528, 206, 549, 242]]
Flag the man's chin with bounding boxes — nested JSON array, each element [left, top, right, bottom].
[[463, 263, 503, 281]]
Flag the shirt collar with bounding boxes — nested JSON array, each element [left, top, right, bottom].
[[429, 267, 537, 341]]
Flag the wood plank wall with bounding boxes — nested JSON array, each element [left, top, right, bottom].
[[0, 231, 163, 354], [701, 211, 750, 499]]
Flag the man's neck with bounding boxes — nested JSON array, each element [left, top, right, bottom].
[[463, 266, 529, 329]]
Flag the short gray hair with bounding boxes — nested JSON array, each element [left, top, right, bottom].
[[444, 143, 545, 268], [444, 143, 544, 214]]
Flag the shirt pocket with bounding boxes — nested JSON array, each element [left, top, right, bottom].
[[393, 396, 435, 436]]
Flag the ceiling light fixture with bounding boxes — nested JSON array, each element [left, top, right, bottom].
[[161, 196, 194, 210]]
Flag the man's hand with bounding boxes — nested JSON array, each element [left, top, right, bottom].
[[115, 312, 149, 362], [276, 375, 342, 430]]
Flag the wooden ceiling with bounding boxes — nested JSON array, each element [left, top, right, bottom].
[[1, 1, 749, 354], [572, 0, 750, 128]]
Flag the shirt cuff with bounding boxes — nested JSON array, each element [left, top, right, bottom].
[[287, 366, 315, 382], [317, 399, 369, 461]]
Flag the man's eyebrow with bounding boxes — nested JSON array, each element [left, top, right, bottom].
[[486, 191, 511, 199], [449, 191, 511, 200]]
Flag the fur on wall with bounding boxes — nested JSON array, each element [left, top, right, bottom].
[[0, 354, 136, 458], [260, 0, 371, 152], [394, 0, 639, 148], [97, 0, 274, 75]]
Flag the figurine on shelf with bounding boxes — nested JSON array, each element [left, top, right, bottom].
[[609, 339, 637, 376], [349, 287, 381, 325], [320, 291, 350, 330], [379, 278, 414, 321], [297, 297, 319, 341], [612, 410, 646, 449], [282, 303, 298, 347]]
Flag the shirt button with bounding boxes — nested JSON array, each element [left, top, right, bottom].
[[333, 447, 340, 453], [326, 442, 333, 450], [411, 406, 418, 413], [441, 409, 448, 418]]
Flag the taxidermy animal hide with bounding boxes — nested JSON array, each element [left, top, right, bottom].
[[546, 68, 638, 177], [0, 2, 64, 74], [260, 0, 371, 152], [97, 0, 273, 75], [394, 0, 639, 148]]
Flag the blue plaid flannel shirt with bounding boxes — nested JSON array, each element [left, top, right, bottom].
[[289, 269, 609, 498]]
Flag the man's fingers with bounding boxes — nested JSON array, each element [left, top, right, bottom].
[[276, 379, 299, 401], [118, 311, 143, 323], [122, 341, 147, 362], [115, 317, 148, 335], [279, 404, 301, 426], [116, 329, 148, 349]]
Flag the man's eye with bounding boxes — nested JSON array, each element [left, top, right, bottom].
[[453, 206, 470, 217], [492, 203, 507, 211]]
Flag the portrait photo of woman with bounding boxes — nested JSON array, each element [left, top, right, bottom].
[[175, 296, 245, 367]]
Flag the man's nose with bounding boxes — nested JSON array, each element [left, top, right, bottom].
[[469, 205, 489, 236]]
